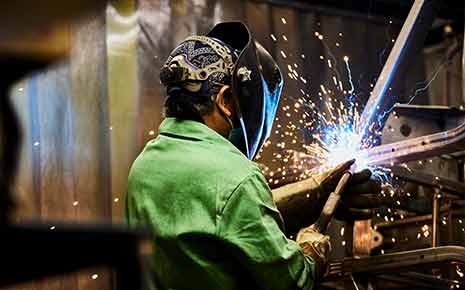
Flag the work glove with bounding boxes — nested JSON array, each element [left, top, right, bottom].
[[296, 226, 331, 278], [272, 159, 381, 235]]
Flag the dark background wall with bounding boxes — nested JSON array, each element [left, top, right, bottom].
[[5, 0, 462, 289]]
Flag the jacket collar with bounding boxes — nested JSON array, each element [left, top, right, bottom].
[[158, 118, 241, 152]]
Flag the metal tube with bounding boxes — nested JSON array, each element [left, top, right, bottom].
[[359, 0, 439, 135], [432, 189, 440, 248]]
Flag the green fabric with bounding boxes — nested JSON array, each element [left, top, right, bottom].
[[125, 117, 317, 290]]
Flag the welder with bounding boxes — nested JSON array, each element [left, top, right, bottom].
[[125, 22, 378, 290]]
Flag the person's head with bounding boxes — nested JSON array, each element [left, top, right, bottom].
[[160, 22, 284, 160], [161, 35, 239, 137]]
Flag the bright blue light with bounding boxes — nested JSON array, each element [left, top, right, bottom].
[[311, 91, 390, 181], [317, 112, 369, 171]]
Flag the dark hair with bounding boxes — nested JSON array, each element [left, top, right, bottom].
[[164, 85, 231, 122]]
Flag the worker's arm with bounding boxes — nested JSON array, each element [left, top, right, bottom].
[[272, 161, 380, 235], [217, 170, 325, 290]]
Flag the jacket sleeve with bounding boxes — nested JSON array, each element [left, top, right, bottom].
[[217, 171, 317, 290]]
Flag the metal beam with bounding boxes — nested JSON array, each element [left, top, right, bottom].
[[390, 166, 465, 197], [359, 0, 439, 135], [326, 246, 465, 277], [363, 118, 465, 166]]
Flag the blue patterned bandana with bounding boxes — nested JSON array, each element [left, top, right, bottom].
[[160, 36, 240, 97]]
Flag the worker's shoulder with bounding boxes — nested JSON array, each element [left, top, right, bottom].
[[228, 165, 272, 202], [128, 134, 262, 188], [194, 140, 262, 186]]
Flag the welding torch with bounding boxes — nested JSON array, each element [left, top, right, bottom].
[[310, 169, 353, 233]]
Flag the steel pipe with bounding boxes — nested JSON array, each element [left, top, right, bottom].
[[359, 0, 439, 135]]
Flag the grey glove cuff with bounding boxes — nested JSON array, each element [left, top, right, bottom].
[[296, 227, 331, 278], [272, 176, 323, 205]]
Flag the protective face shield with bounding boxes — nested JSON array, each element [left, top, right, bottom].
[[160, 22, 283, 160], [206, 22, 284, 160]]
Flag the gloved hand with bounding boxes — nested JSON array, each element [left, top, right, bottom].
[[272, 159, 381, 235], [296, 226, 331, 278]]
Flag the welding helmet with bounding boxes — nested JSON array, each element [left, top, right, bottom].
[[160, 22, 283, 160]]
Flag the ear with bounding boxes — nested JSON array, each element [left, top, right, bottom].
[[215, 85, 233, 117]]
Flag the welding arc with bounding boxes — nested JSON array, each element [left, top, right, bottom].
[[310, 171, 352, 233]]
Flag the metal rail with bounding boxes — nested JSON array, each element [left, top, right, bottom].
[[377, 272, 458, 289], [390, 166, 465, 197], [363, 119, 465, 166], [326, 246, 465, 277]]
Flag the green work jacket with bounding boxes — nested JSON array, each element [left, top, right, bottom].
[[125, 117, 317, 290]]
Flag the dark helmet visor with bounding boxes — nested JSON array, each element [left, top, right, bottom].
[[207, 22, 283, 159]]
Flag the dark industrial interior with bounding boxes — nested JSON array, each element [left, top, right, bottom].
[[0, 1, 464, 289]]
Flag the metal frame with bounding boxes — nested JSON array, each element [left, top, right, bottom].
[[356, 0, 465, 167], [391, 165, 465, 197], [376, 272, 458, 289], [326, 246, 465, 277]]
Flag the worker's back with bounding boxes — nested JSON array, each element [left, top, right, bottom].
[[126, 117, 316, 290], [126, 117, 262, 289]]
